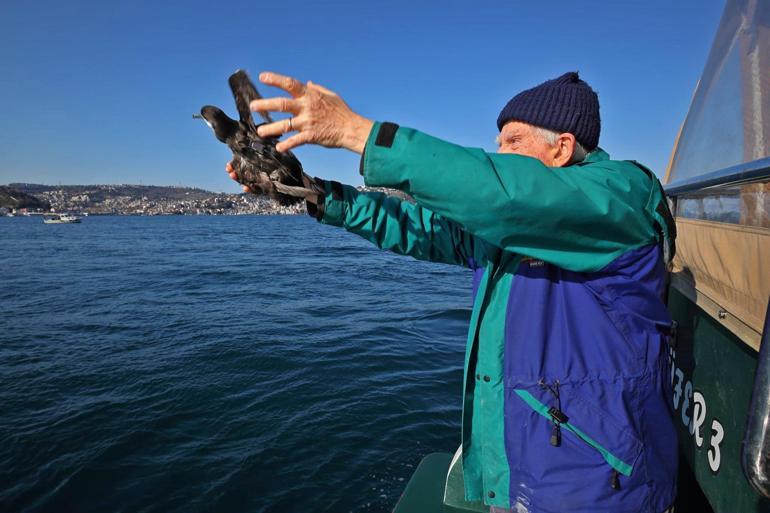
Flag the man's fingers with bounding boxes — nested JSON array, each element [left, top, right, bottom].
[[276, 131, 314, 153], [226, 161, 239, 181], [307, 80, 336, 96], [259, 72, 306, 98], [257, 118, 294, 138], [249, 97, 299, 114], [242, 185, 252, 193]]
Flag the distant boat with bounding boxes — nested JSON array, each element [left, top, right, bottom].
[[42, 214, 81, 224]]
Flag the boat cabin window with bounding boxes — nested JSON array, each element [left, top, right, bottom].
[[675, 179, 770, 229]]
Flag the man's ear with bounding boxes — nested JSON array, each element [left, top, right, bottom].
[[552, 133, 577, 167]]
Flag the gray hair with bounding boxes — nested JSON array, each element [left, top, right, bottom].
[[532, 126, 589, 165]]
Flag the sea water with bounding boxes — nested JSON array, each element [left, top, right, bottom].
[[0, 215, 470, 513]]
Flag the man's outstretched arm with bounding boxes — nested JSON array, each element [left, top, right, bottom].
[[357, 123, 662, 272], [226, 161, 487, 268], [307, 179, 488, 268]]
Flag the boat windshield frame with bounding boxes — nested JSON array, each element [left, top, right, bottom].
[[665, 156, 770, 197]]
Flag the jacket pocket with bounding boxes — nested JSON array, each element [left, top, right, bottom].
[[514, 389, 641, 476], [507, 387, 646, 513]]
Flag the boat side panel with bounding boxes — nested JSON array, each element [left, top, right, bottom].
[[668, 288, 770, 512]]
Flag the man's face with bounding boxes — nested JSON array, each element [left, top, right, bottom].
[[496, 121, 556, 164]]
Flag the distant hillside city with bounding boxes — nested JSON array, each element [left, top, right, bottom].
[[0, 183, 410, 216], [0, 183, 301, 216]]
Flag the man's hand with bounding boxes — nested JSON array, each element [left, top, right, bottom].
[[249, 72, 374, 154], [226, 161, 253, 193], [226, 161, 323, 202]]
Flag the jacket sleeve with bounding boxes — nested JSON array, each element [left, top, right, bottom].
[[309, 179, 489, 268], [359, 122, 659, 272]]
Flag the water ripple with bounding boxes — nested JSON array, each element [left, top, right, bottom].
[[0, 215, 470, 513]]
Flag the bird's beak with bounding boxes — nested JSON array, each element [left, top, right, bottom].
[[193, 113, 214, 130]]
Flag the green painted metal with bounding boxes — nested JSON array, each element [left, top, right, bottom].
[[392, 452, 490, 513], [668, 288, 770, 512], [443, 451, 489, 513], [392, 453, 452, 513], [513, 389, 634, 476]]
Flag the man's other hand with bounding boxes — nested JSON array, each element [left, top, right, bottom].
[[226, 161, 253, 193], [249, 72, 374, 154]]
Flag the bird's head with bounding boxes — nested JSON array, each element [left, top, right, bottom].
[[196, 106, 239, 143]]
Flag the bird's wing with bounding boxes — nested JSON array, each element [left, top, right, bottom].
[[228, 69, 273, 126]]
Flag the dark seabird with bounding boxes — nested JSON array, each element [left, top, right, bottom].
[[196, 70, 321, 205]]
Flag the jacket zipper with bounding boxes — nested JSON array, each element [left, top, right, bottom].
[[538, 379, 567, 447]]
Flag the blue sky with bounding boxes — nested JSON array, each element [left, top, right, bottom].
[[0, 0, 725, 192]]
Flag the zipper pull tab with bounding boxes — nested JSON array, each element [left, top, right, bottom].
[[546, 406, 568, 447], [550, 422, 561, 447], [611, 470, 621, 491]]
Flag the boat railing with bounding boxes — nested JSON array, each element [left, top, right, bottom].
[[742, 299, 770, 498], [664, 156, 770, 197]]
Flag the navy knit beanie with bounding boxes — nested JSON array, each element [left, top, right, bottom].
[[496, 71, 600, 151]]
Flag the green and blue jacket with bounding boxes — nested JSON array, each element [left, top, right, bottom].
[[310, 122, 678, 513]]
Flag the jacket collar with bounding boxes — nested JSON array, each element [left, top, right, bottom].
[[582, 147, 610, 163]]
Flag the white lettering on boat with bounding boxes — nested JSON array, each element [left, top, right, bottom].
[[669, 347, 724, 474]]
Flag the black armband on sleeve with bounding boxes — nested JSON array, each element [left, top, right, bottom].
[[359, 122, 400, 176]]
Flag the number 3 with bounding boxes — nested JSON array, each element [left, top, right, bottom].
[[708, 419, 724, 473]]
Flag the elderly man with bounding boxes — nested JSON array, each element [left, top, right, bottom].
[[228, 71, 678, 513]]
